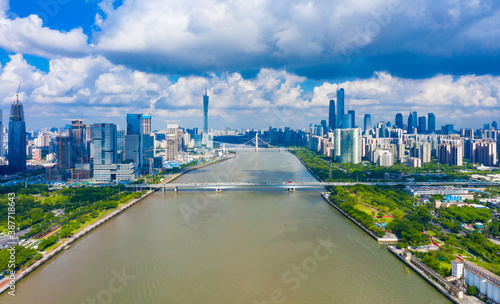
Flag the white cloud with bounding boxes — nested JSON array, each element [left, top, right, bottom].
[[1, 54, 499, 130], [0, 14, 91, 58], [87, 0, 500, 77]]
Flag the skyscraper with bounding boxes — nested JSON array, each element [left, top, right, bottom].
[[321, 120, 327, 133], [203, 89, 209, 133], [125, 114, 143, 167], [407, 112, 413, 134], [363, 114, 371, 133], [93, 123, 137, 182], [56, 136, 72, 169], [342, 114, 350, 130], [0, 109, 3, 157], [142, 113, 152, 135], [127, 114, 143, 136], [407, 111, 417, 134], [336, 88, 344, 128], [428, 113, 436, 133], [70, 120, 87, 166], [117, 129, 125, 153], [438, 142, 463, 166], [348, 110, 355, 128], [8, 94, 26, 173], [492, 121, 498, 130], [395, 113, 403, 129], [92, 123, 117, 165], [328, 99, 336, 130], [412, 111, 418, 130], [334, 128, 361, 164], [418, 116, 426, 134]]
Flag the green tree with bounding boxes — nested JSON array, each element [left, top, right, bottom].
[[467, 285, 479, 296]]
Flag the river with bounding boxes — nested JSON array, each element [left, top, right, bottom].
[[0, 150, 450, 304]]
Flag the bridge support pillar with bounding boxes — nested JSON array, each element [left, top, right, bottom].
[[288, 187, 296, 192], [174, 186, 178, 192], [216, 188, 222, 193]]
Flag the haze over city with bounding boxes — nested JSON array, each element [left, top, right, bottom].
[[0, 0, 499, 129]]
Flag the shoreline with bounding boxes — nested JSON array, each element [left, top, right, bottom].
[[291, 149, 464, 303], [387, 246, 461, 304], [0, 155, 232, 296], [320, 193, 387, 242], [0, 189, 155, 295], [290, 150, 382, 240]]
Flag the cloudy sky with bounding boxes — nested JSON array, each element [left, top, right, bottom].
[[0, 0, 499, 130]]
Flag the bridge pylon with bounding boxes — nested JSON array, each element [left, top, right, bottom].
[[256, 133, 259, 152]]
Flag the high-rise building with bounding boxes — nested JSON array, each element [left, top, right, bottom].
[[342, 114, 350, 131], [70, 120, 87, 166], [321, 120, 327, 133], [117, 129, 125, 152], [328, 99, 336, 130], [412, 111, 418, 130], [165, 123, 183, 161], [373, 149, 394, 167], [428, 113, 436, 133], [92, 123, 117, 165], [407, 113, 413, 134], [395, 113, 403, 129], [336, 88, 344, 129], [93, 123, 137, 182], [418, 116, 426, 134], [203, 89, 209, 133], [466, 140, 497, 166], [363, 114, 371, 133], [126, 114, 143, 136], [0, 109, 3, 157], [125, 113, 142, 166], [56, 136, 72, 169], [124, 134, 141, 164], [438, 142, 463, 166], [492, 121, 498, 130], [317, 125, 325, 137], [125, 113, 153, 171], [8, 94, 26, 173], [410, 142, 431, 163], [142, 114, 152, 135], [407, 111, 417, 134], [348, 110, 355, 128], [443, 124, 454, 135], [334, 128, 361, 164]]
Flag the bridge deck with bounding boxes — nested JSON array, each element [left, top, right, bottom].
[[127, 181, 500, 190]]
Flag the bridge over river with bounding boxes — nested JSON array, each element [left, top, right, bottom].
[[127, 180, 500, 192]]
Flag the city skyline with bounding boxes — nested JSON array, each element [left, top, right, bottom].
[[0, 1, 499, 130]]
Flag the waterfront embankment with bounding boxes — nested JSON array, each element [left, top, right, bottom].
[[292, 150, 397, 242], [0, 189, 155, 295], [0, 156, 233, 295], [293, 149, 467, 303]]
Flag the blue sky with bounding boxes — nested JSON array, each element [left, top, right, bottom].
[[0, 0, 499, 130]]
